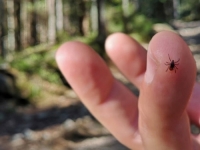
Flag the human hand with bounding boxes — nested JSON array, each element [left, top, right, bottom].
[[56, 31, 200, 150]]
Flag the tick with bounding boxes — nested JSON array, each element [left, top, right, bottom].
[[165, 54, 180, 73]]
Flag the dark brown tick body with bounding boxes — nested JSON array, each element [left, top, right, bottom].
[[165, 54, 180, 73]]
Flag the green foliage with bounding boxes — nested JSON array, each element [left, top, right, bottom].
[[137, 0, 171, 21], [11, 51, 62, 85], [11, 54, 42, 73], [26, 81, 41, 100], [105, 1, 154, 42], [64, 0, 87, 35], [179, 0, 200, 21], [130, 14, 153, 42], [107, 5, 124, 33], [105, 0, 121, 6], [107, 4, 153, 42], [26, 0, 46, 13], [13, 70, 41, 101]]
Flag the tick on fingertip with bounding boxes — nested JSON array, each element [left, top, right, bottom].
[[165, 54, 180, 73]]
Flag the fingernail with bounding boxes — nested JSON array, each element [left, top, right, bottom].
[[145, 51, 157, 83]]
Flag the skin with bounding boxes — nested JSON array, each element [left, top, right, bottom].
[[56, 31, 200, 150]]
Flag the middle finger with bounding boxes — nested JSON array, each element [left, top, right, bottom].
[[105, 33, 147, 89]]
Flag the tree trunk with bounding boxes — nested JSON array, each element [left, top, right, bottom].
[[30, 0, 38, 46], [122, 0, 129, 17], [0, 0, 5, 58], [63, 2, 71, 34], [56, 0, 63, 32], [6, 0, 16, 52], [135, 0, 141, 11], [21, 0, 30, 49], [90, 0, 98, 32], [47, 0, 56, 44], [78, 0, 86, 36], [97, 0, 106, 39], [14, 0, 21, 51], [122, 0, 129, 33], [133, 0, 139, 11], [173, 0, 179, 19]]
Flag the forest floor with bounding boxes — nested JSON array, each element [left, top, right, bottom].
[[0, 21, 200, 150]]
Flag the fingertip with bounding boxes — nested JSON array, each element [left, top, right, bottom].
[[143, 30, 196, 108], [105, 32, 127, 51], [139, 32, 194, 150], [55, 41, 100, 78], [146, 31, 196, 85], [56, 41, 89, 65], [56, 41, 77, 69], [140, 30, 196, 137], [56, 40, 114, 106], [140, 30, 196, 132], [105, 32, 141, 55], [105, 32, 147, 87], [55, 41, 68, 65], [149, 31, 195, 67]]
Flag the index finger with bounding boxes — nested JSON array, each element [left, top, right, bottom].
[[56, 41, 142, 149]]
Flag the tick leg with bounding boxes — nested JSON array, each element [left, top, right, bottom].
[[166, 67, 169, 72], [174, 67, 178, 73], [175, 59, 180, 63], [165, 62, 170, 65], [168, 54, 171, 61]]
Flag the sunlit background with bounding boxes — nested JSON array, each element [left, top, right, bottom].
[[0, 0, 200, 149]]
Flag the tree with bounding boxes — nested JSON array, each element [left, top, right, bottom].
[[0, 0, 5, 57], [179, 0, 200, 21], [97, 0, 106, 39], [21, 0, 29, 48], [122, 0, 129, 17], [30, 0, 38, 46], [77, 0, 86, 36], [56, 0, 63, 32], [137, 0, 171, 21], [47, 0, 56, 44], [65, 0, 87, 36], [90, 0, 98, 32], [122, 0, 130, 33], [173, 0, 179, 19], [14, 0, 21, 50], [6, 0, 16, 53]]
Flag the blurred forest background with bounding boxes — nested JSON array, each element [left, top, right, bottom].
[[0, 0, 200, 150]]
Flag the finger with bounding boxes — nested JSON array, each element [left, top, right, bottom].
[[188, 83, 200, 149], [139, 31, 196, 150], [56, 41, 142, 149], [192, 134, 200, 149], [188, 82, 200, 125], [105, 33, 147, 88]]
